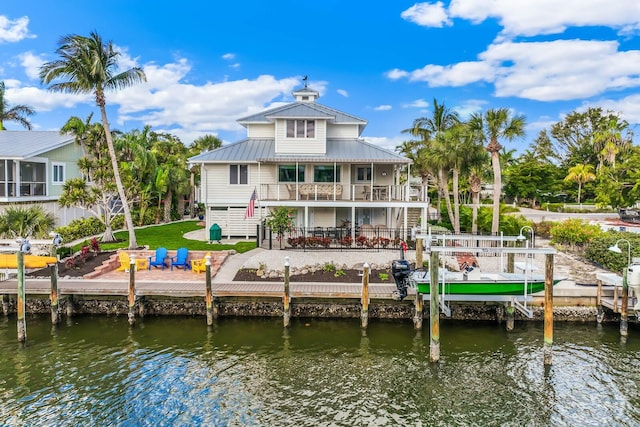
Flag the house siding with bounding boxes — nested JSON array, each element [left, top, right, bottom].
[[275, 119, 326, 154], [43, 143, 83, 198], [327, 123, 360, 139], [247, 124, 275, 138]]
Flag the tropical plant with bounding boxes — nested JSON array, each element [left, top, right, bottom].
[[40, 31, 147, 249], [468, 108, 526, 235], [0, 81, 35, 130], [0, 205, 55, 239], [564, 164, 596, 204]]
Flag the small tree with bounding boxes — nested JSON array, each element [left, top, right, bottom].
[[0, 205, 55, 239], [264, 207, 295, 249]]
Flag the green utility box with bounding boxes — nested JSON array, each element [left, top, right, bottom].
[[209, 223, 222, 243]]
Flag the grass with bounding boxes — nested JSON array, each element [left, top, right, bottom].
[[74, 220, 256, 254]]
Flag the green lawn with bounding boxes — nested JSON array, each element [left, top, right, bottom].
[[75, 220, 256, 253]]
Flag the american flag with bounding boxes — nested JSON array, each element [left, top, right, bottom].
[[244, 188, 257, 219]]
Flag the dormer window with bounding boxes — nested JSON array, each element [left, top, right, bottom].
[[286, 119, 315, 138]]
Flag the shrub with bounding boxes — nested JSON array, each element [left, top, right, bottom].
[[55, 217, 105, 242], [550, 219, 603, 250], [323, 262, 336, 272]]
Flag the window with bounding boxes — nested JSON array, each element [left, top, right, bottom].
[[278, 165, 305, 182], [314, 165, 340, 183], [356, 166, 372, 182], [52, 163, 65, 184], [286, 119, 315, 138], [230, 164, 248, 185]]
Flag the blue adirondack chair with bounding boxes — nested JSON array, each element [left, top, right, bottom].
[[147, 247, 168, 270], [170, 247, 191, 270]]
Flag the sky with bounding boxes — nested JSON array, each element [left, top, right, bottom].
[[2, 1, 640, 154]]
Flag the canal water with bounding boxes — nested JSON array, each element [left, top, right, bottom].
[[1, 316, 639, 426]]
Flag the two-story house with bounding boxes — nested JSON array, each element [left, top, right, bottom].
[[189, 85, 429, 241], [0, 131, 87, 225]]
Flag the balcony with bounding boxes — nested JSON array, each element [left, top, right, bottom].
[[259, 183, 429, 202]]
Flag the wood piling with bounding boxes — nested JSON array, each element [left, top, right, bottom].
[[507, 253, 515, 273], [543, 254, 554, 366], [128, 256, 136, 326], [2, 293, 9, 316], [361, 263, 370, 329], [50, 263, 59, 325], [621, 268, 629, 337], [283, 257, 291, 328], [17, 251, 26, 342], [414, 238, 423, 329], [205, 254, 213, 326], [429, 251, 440, 363], [506, 305, 515, 331]]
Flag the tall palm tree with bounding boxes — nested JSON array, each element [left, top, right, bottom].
[[0, 81, 35, 130], [564, 164, 596, 204], [40, 32, 146, 249], [469, 108, 526, 234]]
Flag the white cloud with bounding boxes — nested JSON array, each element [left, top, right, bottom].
[[18, 51, 45, 80], [581, 94, 640, 126], [404, 1, 640, 38], [365, 135, 405, 152], [454, 99, 486, 118], [374, 105, 392, 111], [402, 99, 429, 108], [0, 16, 33, 43], [401, 2, 451, 28], [337, 89, 349, 97], [222, 53, 235, 60], [388, 39, 640, 101], [385, 68, 409, 80]]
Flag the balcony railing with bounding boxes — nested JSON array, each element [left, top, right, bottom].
[[259, 183, 429, 202]]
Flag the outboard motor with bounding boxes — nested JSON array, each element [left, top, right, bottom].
[[392, 259, 411, 300]]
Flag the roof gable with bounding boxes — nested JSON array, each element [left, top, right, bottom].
[[237, 101, 367, 126]]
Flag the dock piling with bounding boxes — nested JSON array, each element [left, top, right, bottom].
[[506, 305, 515, 331], [283, 257, 291, 328], [2, 294, 8, 316], [50, 262, 59, 325], [414, 238, 424, 329], [430, 251, 440, 363], [205, 254, 213, 326], [17, 251, 26, 342], [128, 256, 136, 326], [621, 269, 629, 337], [361, 263, 370, 329], [543, 254, 554, 366]]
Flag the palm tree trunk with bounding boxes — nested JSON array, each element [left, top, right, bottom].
[[452, 168, 460, 233], [471, 190, 479, 235], [163, 189, 172, 223], [577, 182, 582, 204], [440, 169, 455, 231], [99, 105, 138, 249], [491, 151, 501, 235]]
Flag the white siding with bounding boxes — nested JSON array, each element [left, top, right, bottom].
[[275, 119, 326, 154], [208, 207, 264, 238], [326, 123, 360, 138], [246, 124, 275, 138], [203, 163, 262, 204]]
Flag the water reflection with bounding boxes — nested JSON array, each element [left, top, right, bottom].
[[0, 316, 640, 426]]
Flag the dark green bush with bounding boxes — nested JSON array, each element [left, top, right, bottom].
[[55, 217, 105, 242], [585, 231, 640, 272]]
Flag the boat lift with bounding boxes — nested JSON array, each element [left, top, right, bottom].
[[413, 232, 557, 318]]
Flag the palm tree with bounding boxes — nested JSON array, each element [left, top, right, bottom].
[[469, 108, 526, 234], [40, 32, 146, 249], [0, 205, 55, 238], [564, 164, 596, 204], [0, 81, 35, 130]]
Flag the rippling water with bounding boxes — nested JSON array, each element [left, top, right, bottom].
[[1, 315, 639, 426]]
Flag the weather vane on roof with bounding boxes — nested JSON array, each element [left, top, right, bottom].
[[302, 75, 308, 88]]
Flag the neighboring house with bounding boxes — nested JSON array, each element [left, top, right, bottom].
[[0, 131, 87, 225], [189, 85, 429, 240]]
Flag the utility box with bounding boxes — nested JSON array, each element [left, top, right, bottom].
[[209, 223, 222, 243]]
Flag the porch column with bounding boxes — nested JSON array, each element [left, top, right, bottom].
[[304, 206, 309, 230]]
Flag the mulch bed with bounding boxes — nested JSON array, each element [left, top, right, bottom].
[[233, 268, 394, 283], [26, 251, 116, 278]]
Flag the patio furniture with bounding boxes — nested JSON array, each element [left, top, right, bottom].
[[170, 247, 191, 270], [147, 247, 168, 270], [191, 252, 212, 273], [116, 251, 148, 272]]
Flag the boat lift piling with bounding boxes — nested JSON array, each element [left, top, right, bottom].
[[414, 238, 424, 330], [429, 250, 440, 363], [50, 263, 59, 324]]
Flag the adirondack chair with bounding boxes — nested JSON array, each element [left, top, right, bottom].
[[116, 251, 148, 272], [147, 247, 168, 270], [191, 252, 212, 273], [170, 247, 191, 270]]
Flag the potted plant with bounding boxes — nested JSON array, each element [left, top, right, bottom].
[[196, 203, 205, 220], [265, 207, 296, 249]]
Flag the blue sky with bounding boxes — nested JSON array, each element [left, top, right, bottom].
[[2, 1, 640, 153]]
